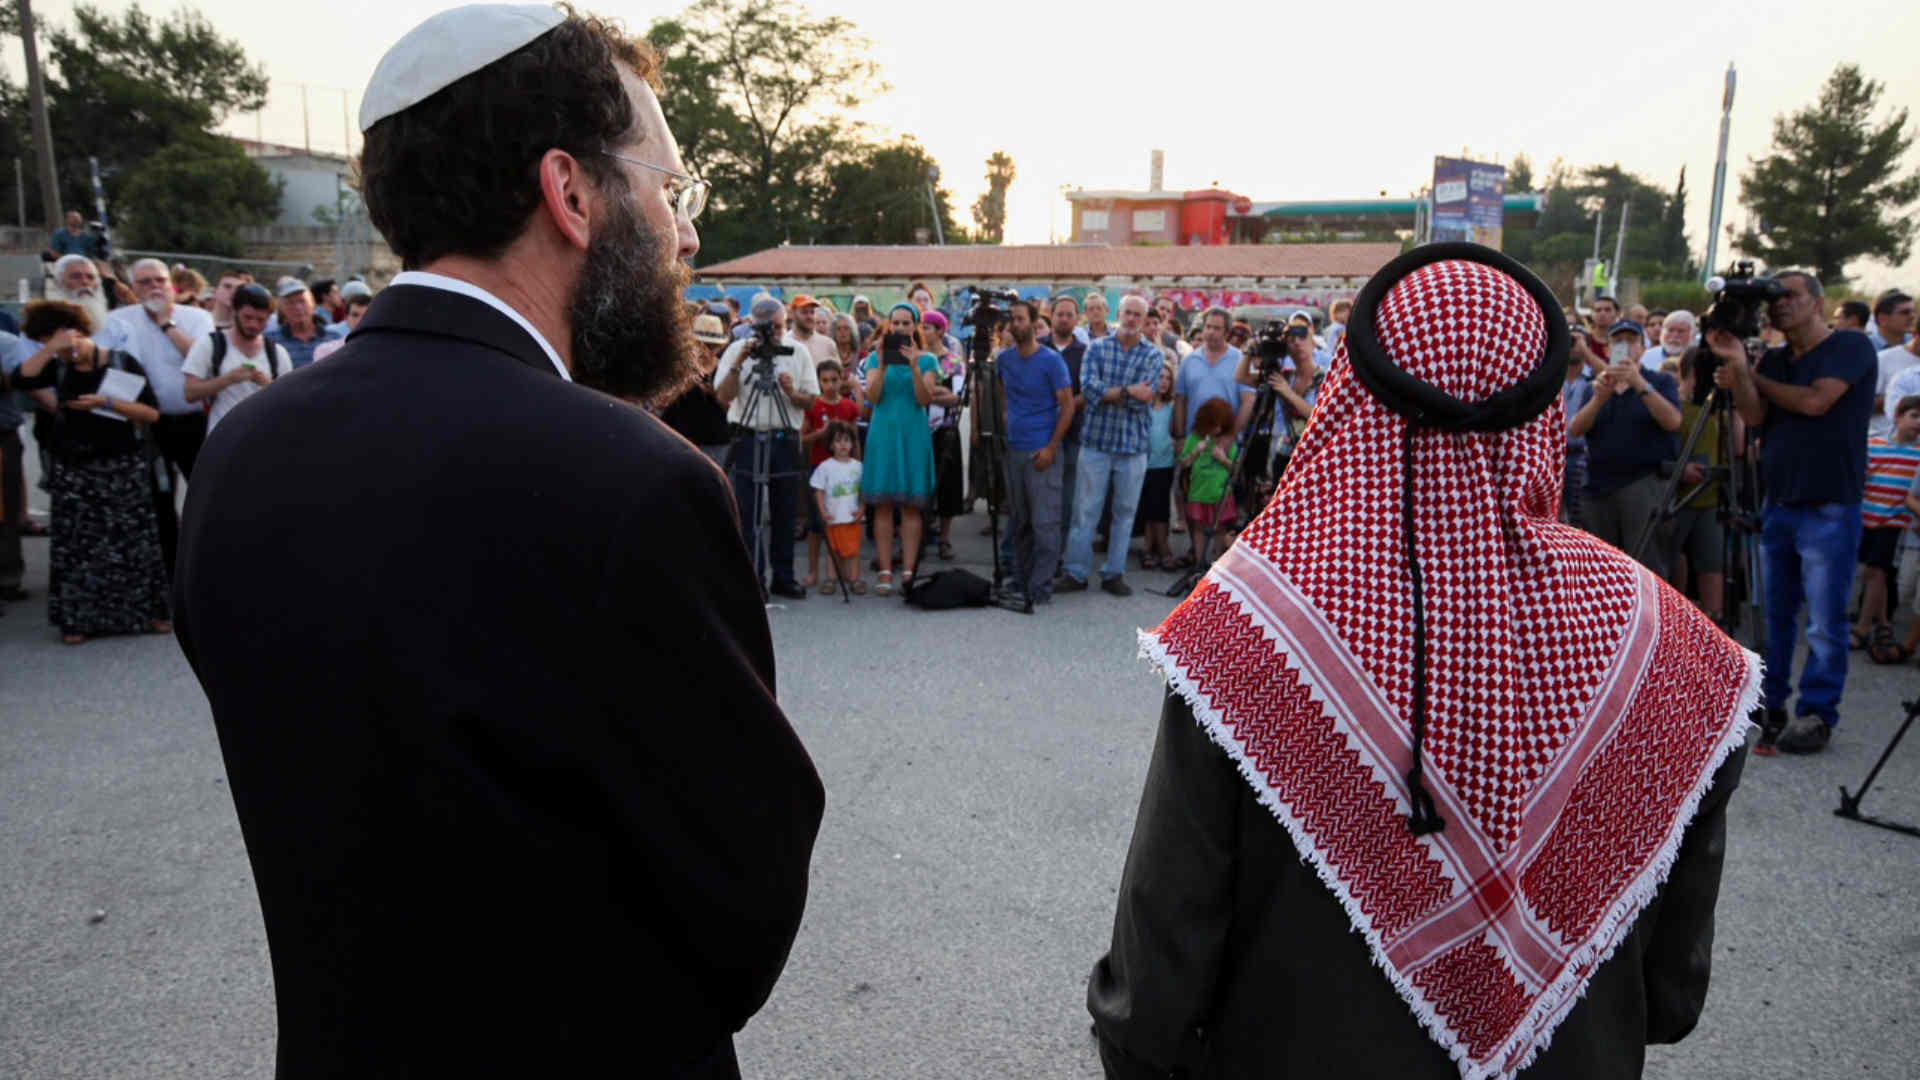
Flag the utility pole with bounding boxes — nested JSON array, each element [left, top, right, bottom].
[[1703, 63, 1736, 282], [18, 0, 62, 229], [924, 165, 944, 245]]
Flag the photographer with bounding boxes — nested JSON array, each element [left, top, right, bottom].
[[1709, 270, 1877, 755], [716, 296, 820, 600], [1567, 321, 1682, 574]]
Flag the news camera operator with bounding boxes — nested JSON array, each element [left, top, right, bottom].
[[716, 296, 819, 600], [1708, 269, 1877, 755]]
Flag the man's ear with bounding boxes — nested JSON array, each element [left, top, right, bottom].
[[536, 148, 597, 252]]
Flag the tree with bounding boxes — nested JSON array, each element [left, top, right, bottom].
[[115, 131, 279, 252], [1507, 153, 1534, 195], [1660, 166, 1691, 271], [970, 151, 1015, 244], [816, 137, 959, 245], [649, 0, 885, 263], [45, 3, 268, 212], [1737, 63, 1919, 284]]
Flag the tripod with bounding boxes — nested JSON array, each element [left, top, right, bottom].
[[960, 321, 1030, 614], [1631, 385, 1767, 650], [1835, 696, 1919, 838], [731, 355, 806, 604], [1166, 381, 1279, 599]]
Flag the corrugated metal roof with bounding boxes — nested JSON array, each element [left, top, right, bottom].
[[696, 243, 1401, 281]]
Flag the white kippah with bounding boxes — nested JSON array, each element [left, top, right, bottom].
[[359, 3, 565, 133]]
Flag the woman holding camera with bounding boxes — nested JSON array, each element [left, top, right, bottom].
[[861, 303, 937, 595], [12, 300, 170, 644]]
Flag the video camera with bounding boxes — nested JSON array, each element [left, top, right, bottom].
[[1692, 262, 1784, 404], [1700, 262, 1783, 340], [1251, 320, 1310, 377], [963, 286, 1021, 362], [745, 318, 795, 378]]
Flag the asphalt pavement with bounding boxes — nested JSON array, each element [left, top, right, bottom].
[[2, 475, 1916, 1078]]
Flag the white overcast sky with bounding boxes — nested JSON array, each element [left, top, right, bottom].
[[11, 0, 1920, 288]]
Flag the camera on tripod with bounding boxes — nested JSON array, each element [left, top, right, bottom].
[[746, 318, 796, 381], [1691, 262, 1784, 404], [1251, 320, 1308, 377]]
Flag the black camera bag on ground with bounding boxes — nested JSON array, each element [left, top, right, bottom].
[[904, 569, 991, 610]]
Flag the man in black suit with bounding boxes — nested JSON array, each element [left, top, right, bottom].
[[171, 7, 824, 1077]]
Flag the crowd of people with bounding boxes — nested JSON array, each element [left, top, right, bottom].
[[0, 235, 377, 639], [1560, 285, 1917, 754], [655, 283, 1347, 604], [656, 276, 1917, 754]]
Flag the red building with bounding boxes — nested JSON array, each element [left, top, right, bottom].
[[1065, 151, 1247, 247]]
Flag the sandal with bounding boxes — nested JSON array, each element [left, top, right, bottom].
[[1167, 553, 1197, 570], [899, 570, 915, 597], [1141, 554, 1160, 571], [938, 541, 955, 561], [874, 571, 893, 597], [61, 633, 88, 645], [852, 579, 868, 595], [1868, 624, 1909, 665], [1849, 628, 1869, 650]]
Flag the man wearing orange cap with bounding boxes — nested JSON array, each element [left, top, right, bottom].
[[786, 293, 835, 369]]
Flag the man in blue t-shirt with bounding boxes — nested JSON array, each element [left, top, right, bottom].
[[996, 300, 1074, 604], [1709, 270, 1876, 755], [1566, 322, 1683, 575], [1174, 307, 1256, 441]]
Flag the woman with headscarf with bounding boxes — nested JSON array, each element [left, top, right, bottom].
[[11, 300, 170, 644], [1089, 246, 1756, 1080], [861, 303, 937, 595], [921, 310, 967, 560]]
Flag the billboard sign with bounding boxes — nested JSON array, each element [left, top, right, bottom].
[[1429, 157, 1506, 249]]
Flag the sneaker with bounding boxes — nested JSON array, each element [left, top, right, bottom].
[[1100, 576, 1133, 597], [1753, 707, 1787, 756], [1776, 716, 1832, 755], [1054, 575, 1089, 593]]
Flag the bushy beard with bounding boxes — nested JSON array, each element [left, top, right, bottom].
[[568, 191, 701, 405], [49, 283, 110, 328]]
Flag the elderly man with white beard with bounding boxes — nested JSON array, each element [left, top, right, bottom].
[[93, 256, 214, 574], [46, 254, 111, 328]]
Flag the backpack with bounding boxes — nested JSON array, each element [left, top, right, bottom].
[[209, 330, 284, 378], [903, 569, 991, 610]]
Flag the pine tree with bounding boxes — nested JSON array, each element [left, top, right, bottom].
[[1661, 166, 1690, 272], [1737, 63, 1919, 284]]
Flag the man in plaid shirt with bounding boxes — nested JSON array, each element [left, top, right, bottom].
[[1059, 295, 1163, 596]]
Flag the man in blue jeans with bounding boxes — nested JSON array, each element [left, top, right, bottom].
[[1709, 270, 1877, 754], [1058, 295, 1161, 597], [997, 301, 1074, 605]]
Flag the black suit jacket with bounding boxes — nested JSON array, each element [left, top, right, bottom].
[[174, 285, 824, 1078]]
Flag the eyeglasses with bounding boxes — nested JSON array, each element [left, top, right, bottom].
[[601, 151, 709, 222]]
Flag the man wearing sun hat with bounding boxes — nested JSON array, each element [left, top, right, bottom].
[[172, 7, 823, 1076]]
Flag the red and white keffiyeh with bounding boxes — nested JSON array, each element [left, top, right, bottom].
[[1141, 249, 1759, 1080]]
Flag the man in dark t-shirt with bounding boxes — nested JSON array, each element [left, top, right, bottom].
[[1710, 271, 1876, 755], [1568, 321, 1683, 575]]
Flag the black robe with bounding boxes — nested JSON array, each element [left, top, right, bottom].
[[174, 284, 824, 1078], [1089, 691, 1743, 1080]]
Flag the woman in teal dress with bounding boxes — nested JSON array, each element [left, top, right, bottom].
[[861, 303, 938, 595]]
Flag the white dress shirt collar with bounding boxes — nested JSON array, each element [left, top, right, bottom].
[[389, 270, 570, 381]]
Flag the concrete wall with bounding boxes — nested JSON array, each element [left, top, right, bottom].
[[0, 224, 400, 286], [257, 155, 352, 227]]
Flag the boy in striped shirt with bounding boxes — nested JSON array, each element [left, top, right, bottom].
[[1855, 394, 1920, 662]]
